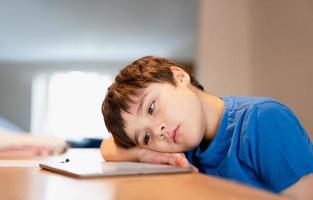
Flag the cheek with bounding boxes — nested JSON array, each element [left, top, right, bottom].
[[177, 92, 202, 119], [162, 92, 193, 116], [184, 128, 204, 147]]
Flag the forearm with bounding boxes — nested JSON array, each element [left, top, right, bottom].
[[100, 136, 142, 162], [100, 136, 197, 172]]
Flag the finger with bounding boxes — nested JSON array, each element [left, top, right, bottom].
[[150, 154, 177, 166], [191, 165, 199, 173], [172, 154, 190, 167], [174, 157, 189, 167]]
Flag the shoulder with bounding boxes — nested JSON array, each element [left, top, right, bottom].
[[252, 98, 292, 116], [230, 96, 296, 124], [238, 97, 305, 140], [226, 96, 288, 117], [249, 99, 302, 132], [230, 96, 287, 112], [226, 96, 293, 128], [235, 97, 308, 164]]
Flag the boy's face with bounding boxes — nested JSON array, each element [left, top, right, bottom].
[[122, 70, 206, 153]]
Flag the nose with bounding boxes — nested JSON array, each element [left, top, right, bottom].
[[155, 122, 168, 140]]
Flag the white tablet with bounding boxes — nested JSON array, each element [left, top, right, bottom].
[[39, 159, 192, 178]]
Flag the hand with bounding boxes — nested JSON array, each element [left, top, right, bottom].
[[137, 149, 199, 172]]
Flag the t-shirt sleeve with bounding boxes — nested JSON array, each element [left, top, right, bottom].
[[240, 101, 313, 193]]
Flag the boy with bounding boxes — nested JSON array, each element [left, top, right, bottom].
[[101, 56, 313, 199]]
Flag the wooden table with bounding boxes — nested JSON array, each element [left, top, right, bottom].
[[0, 149, 286, 200]]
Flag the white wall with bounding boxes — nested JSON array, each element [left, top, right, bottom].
[[197, 0, 313, 138], [0, 62, 123, 131]]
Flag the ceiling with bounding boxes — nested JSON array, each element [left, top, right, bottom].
[[0, 0, 197, 63]]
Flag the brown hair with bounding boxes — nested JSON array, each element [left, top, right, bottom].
[[102, 56, 204, 148]]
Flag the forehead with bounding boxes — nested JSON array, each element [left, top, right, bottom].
[[123, 82, 162, 114], [120, 88, 147, 141], [124, 89, 146, 115]]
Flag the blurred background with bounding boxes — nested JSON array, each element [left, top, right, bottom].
[[0, 0, 312, 146]]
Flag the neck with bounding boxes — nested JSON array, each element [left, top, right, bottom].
[[193, 89, 224, 141]]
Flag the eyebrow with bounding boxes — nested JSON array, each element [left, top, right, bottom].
[[133, 92, 148, 145], [134, 131, 140, 145], [136, 92, 148, 115]]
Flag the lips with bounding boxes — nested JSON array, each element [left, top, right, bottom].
[[171, 125, 180, 143]]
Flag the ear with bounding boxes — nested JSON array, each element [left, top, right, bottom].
[[170, 66, 190, 86]]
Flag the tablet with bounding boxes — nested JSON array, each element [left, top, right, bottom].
[[39, 159, 192, 178]]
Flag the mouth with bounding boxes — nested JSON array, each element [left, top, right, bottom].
[[171, 125, 180, 143]]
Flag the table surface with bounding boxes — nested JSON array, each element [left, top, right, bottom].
[[0, 149, 286, 200]]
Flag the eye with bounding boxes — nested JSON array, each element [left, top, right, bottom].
[[148, 100, 155, 115], [143, 132, 150, 145]]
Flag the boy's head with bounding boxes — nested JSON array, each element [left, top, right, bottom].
[[102, 56, 204, 149]]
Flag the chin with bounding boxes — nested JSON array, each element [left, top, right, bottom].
[[184, 137, 202, 150]]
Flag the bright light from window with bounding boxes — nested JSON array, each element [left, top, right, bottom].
[[33, 71, 113, 139]]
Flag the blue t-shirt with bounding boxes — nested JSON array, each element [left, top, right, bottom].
[[185, 96, 313, 193]]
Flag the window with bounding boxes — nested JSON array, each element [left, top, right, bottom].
[[31, 71, 113, 140]]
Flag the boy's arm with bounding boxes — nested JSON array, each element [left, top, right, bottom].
[[100, 136, 141, 162], [281, 173, 313, 200], [100, 136, 195, 168]]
